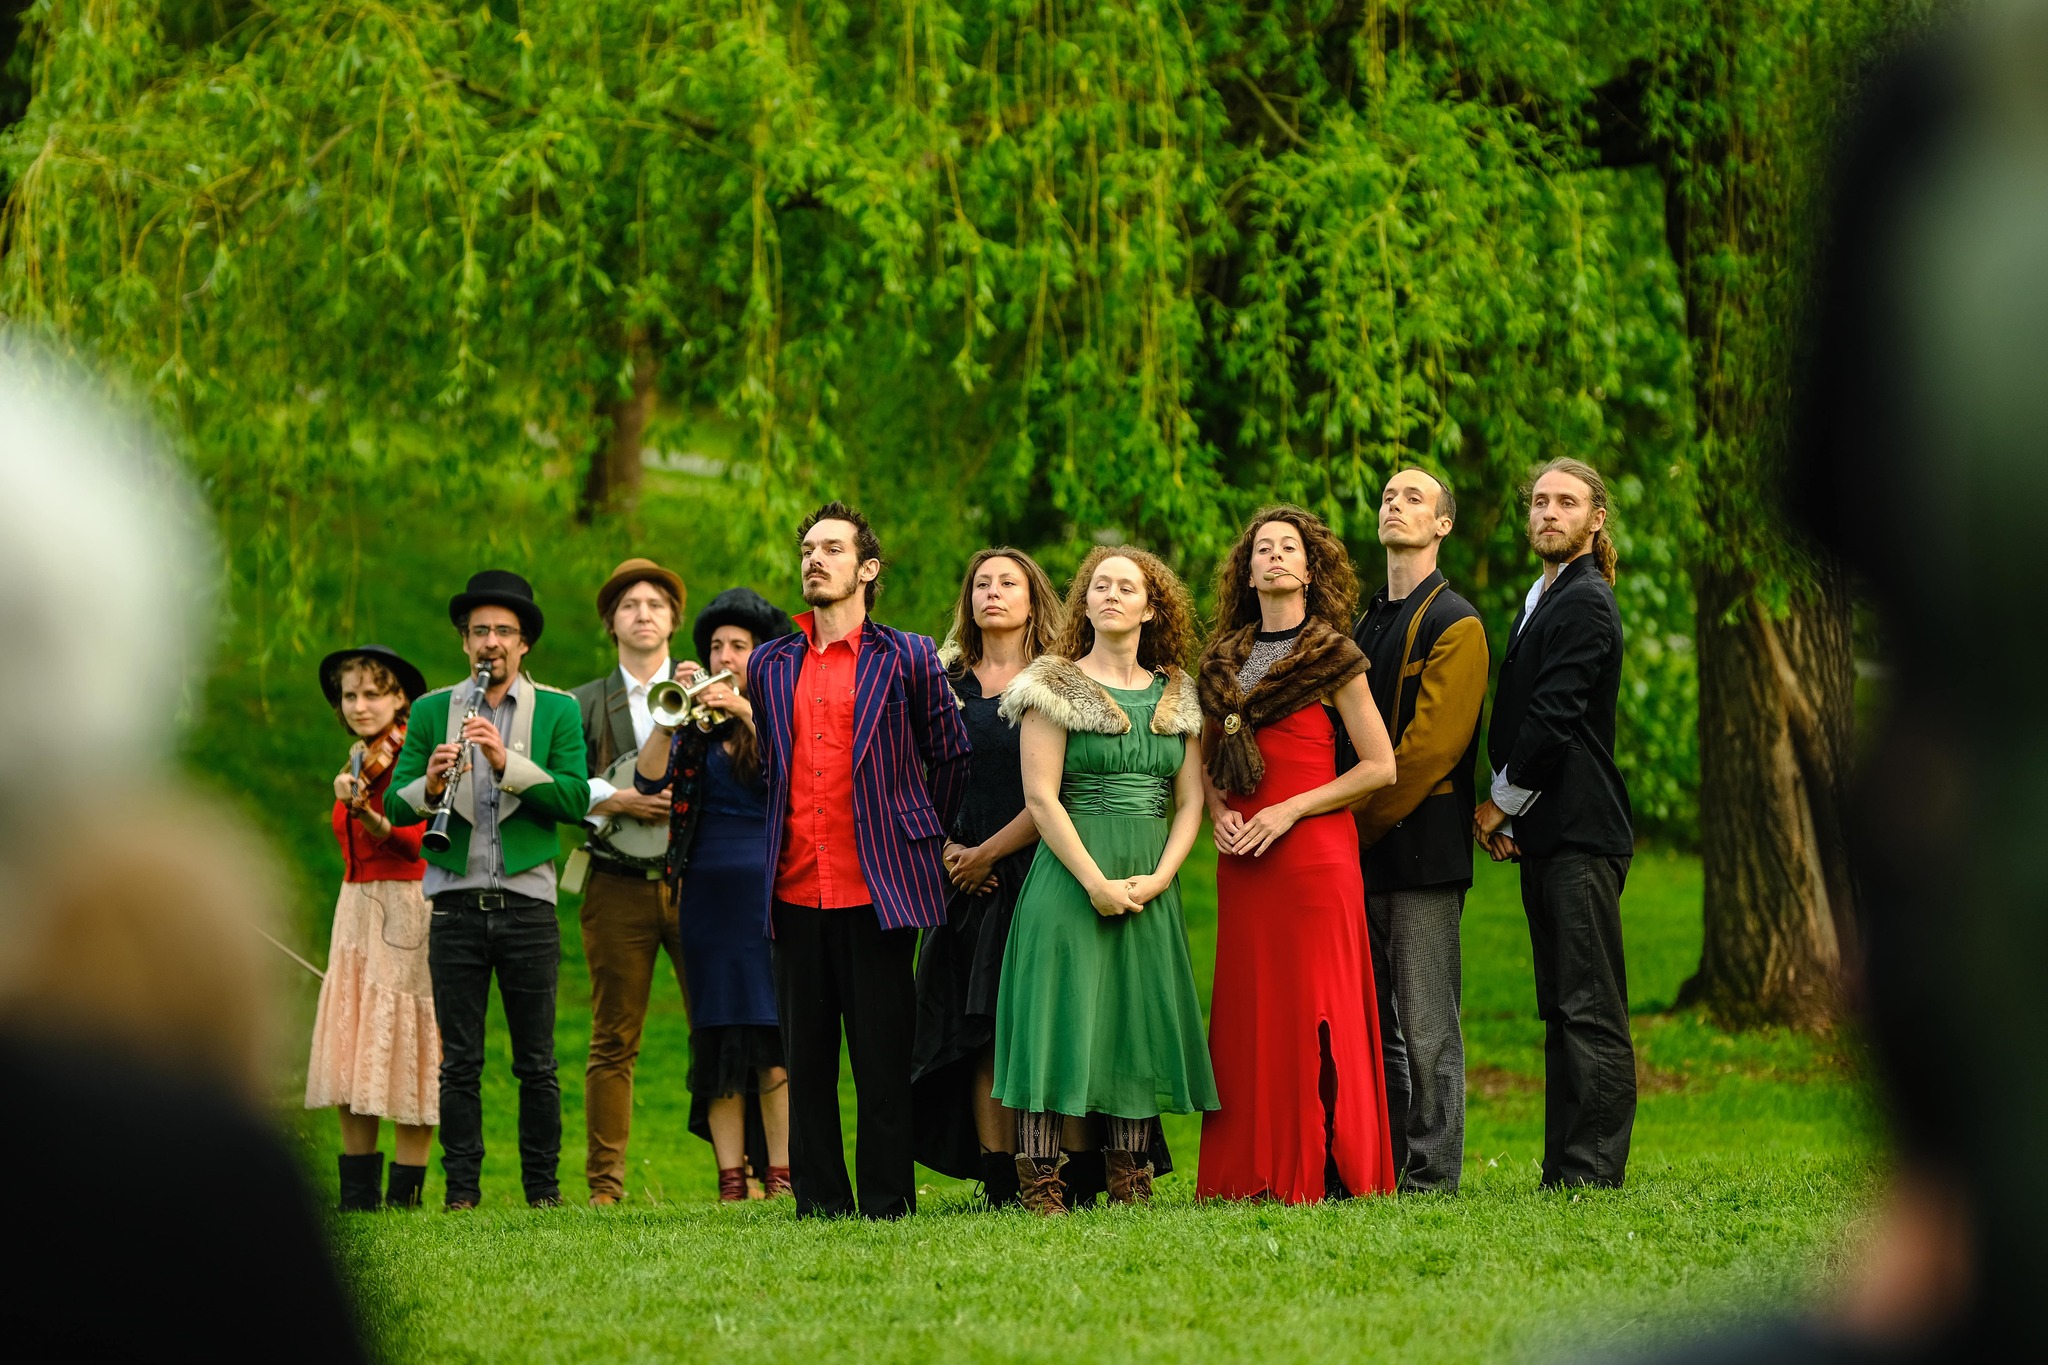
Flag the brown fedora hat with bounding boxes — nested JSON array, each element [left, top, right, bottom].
[[595, 557, 686, 625]]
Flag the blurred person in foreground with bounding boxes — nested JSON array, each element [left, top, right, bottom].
[[1637, 2, 2048, 1358], [0, 348, 364, 1358]]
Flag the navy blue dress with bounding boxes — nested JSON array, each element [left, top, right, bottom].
[[678, 743, 777, 1028]]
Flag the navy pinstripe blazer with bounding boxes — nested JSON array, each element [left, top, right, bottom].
[[751, 616, 972, 932]]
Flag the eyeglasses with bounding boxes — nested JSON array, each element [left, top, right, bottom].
[[467, 625, 523, 642]]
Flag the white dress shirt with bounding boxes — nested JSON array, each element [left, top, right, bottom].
[[1491, 575, 1549, 826], [585, 658, 672, 820]]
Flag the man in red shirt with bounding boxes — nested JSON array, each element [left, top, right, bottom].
[[748, 502, 971, 1218]]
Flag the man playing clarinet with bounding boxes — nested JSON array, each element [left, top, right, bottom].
[[388, 569, 591, 1210]]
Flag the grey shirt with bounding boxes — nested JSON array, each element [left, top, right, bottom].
[[423, 677, 559, 906]]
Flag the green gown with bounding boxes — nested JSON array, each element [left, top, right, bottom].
[[990, 676, 1221, 1119]]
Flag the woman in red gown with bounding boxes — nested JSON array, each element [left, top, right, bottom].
[[1196, 506, 1402, 1203]]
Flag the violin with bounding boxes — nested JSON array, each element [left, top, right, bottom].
[[348, 720, 407, 813]]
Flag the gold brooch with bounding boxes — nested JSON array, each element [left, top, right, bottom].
[[1223, 713, 1242, 735]]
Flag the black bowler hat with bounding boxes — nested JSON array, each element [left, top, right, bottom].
[[693, 587, 794, 663], [449, 569, 545, 643], [318, 644, 428, 707]]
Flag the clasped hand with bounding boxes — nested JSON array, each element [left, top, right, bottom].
[[943, 840, 1000, 894], [1211, 801, 1299, 858], [1089, 871, 1166, 917]]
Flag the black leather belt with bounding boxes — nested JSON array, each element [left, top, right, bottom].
[[433, 889, 550, 912], [589, 857, 664, 882]]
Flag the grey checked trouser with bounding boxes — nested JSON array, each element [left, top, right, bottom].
[[1366, 887, 1467, 1192]]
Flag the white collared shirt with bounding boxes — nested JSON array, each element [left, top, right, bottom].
[[585, 658, 672, 817], [1492, 575, 1550, 824]]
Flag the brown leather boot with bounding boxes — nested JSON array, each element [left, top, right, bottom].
[[1013, 1154, 1068, 1216], [717, 1167, 748, 1202], [1104, 1149, 1155, 1205]]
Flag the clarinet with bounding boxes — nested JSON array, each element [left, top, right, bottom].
[[421, 660, 494, 854]]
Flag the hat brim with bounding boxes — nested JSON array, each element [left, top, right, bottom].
[[319, 646, 429, 707], [449, 592, 545, 644], [692, 594, 795, 662], [596, 565, 687, 624]]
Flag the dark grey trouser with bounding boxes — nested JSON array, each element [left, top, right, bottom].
[[1366, 886, 1468, 1192], [1521, 852, 1636, 1188]]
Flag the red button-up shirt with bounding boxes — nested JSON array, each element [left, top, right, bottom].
[[773, 611, 873, 909]]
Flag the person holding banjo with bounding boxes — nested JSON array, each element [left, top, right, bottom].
[[386, 570, 590, 1210], [569, 557, 692, 1207], [633, 587, 795, 1201], [305, 644, 438, 1211]]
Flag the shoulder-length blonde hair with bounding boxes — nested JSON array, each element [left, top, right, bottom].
[[1052, 545, 1199, 672], [1211, 504, 1360, 634], [943, 547, 1063, 673]]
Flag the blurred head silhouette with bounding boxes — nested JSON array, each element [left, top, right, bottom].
[[0, 340, 286, 1099]]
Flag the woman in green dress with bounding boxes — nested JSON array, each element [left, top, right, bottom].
[[992, 544, 1218, 1214]]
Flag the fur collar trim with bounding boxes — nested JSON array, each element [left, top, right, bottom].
[[1196, 617, 1367, 794], [999, 655, 1203, 737]]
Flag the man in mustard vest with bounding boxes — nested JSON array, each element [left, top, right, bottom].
[[388, 570, 591, 1210]]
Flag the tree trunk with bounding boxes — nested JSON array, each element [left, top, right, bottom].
[[1682, 562, 1858, 1029], [578, 329, 656, 522]]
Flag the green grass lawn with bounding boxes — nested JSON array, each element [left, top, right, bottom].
[[286, 842, 1879, 1362]]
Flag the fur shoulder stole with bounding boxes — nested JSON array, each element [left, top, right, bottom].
[[998, 655, 1203, 737], [1196, 618, 1368, 794]]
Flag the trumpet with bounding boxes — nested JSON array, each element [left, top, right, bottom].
[[422, 659, 494, 853], [648, 669, 736, 732]]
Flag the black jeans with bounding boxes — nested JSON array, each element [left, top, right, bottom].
[[771, 900, 918, 1220], [428, 895, 563, 1205], [1520, 852, 1636, 1188]]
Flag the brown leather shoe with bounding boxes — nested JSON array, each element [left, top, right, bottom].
[[717, 1167, 748, 1202], [588, 1192, 620, 1208], [1104, 1149, 1155, 1205], [443, 1198, 478, 1212], [1014, 1154, 1068, 1216]]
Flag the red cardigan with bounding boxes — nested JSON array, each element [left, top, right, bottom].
[[332, 767, 427, 883]]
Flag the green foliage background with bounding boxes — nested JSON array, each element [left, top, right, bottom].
[[2, 0, 1736, 851]]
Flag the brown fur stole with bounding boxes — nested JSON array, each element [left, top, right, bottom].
[[1197, 618, 1367, 794], [998, 654, 1204, 737]]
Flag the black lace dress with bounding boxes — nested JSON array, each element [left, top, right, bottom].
[[910, 667, 1036, 1179]]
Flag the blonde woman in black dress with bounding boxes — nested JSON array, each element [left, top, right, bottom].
[[911, 548, 1063, 1206]]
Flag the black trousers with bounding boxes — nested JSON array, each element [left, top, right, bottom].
[[428, 895, 563, 1205], [771, 900, 918, 1219], [1520, 852, 1636, 1188]]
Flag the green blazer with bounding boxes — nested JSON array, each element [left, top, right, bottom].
[[385, 674, 592, 878]]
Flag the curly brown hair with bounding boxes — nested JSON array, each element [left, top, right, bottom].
[[1051, 545, 1199, 671], [943, 547, 1064, 673], [1211, 505, 1359, 633]]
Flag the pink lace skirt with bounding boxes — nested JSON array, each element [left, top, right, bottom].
[[304, 879, 440, 1125]]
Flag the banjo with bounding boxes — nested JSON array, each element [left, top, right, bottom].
[[587, 748, 671, 871]]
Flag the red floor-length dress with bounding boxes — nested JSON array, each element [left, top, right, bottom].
[[1198, 704, 1397, 1202]]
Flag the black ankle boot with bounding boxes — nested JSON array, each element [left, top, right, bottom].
[[979, 1150, 1020, 1209], [1061, 1148, 1106, 1210], [338, 1153, 384, 1213], [386, 1162, 427, 1209]]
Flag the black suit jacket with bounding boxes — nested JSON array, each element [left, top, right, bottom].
[[1486, 554, 1633, 857]]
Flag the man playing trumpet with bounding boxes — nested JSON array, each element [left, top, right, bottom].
[[387, 570, 590, 1210]]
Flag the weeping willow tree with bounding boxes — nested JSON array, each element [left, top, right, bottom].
[[0, 0, 1910, 1026]]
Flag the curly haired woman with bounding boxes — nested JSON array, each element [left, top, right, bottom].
[[1193, 507, 1399, 1203], [989, 546, 1218, 1214]]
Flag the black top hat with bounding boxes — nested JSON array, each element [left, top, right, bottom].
[[693, 587, 794, 663], [319, 644, 429, 708], [449, 569, 545, 644]]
